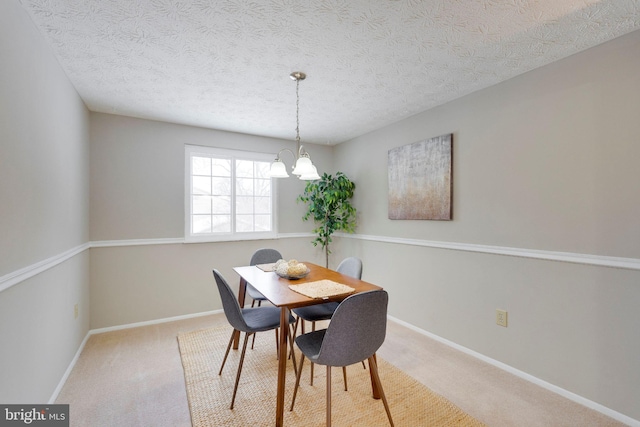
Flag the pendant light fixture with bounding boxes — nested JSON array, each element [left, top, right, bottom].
[[269, 72, 321, 180]]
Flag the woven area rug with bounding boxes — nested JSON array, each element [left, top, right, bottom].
[[178, 326, 487, 427]]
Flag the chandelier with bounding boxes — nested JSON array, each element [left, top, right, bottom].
[[269, 72, 321, 180]]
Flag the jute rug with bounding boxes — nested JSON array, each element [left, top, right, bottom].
[[177, 326, 487, 426]]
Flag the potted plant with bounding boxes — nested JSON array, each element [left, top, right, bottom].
[[297, 172, 357, 268]]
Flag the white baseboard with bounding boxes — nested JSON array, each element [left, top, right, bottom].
[[387, 315, 640, 427], [89, 309, 222, 335], [48, 331, 91, 404], [48, 310, 222, 404]]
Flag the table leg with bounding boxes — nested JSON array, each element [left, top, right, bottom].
[[369, 353, 381, 399], [233, 278, 248, 350], [275, 307, 289, 427]]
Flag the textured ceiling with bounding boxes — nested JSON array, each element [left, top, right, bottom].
[[18, 0, 640, 145]]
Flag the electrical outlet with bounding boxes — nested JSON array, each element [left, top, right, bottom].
[[496, 309, 508, 327], [74, 303, 79, 319]]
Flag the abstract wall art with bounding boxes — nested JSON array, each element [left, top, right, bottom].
[[388, 133, 452, 220]]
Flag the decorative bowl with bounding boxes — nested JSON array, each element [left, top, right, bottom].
[[276, 268, 310, 280]]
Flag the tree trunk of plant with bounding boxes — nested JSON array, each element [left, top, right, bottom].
[[325, 244, 329, 268], [324, 212, 330, 268]]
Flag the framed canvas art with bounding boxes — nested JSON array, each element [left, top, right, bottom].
[[388, 133, 452, 220]]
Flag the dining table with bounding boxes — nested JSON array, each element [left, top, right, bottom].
[[233, 261, 383, 427]]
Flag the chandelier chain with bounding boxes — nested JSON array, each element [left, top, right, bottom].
[[295, 77, 300, 146]]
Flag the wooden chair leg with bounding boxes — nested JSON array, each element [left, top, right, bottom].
[[368, 356, 394, 427], [292, 317, 300, 338], [342, 366, 348, 391], [219, 330, 236, 375], [310, 321, 315, 385], [251, 332, 256, 349], [274, 328, 279, 359], [287, 324, 298, 375], [230, 332, 251, 410], [326, 365, 332, 427], [289, 318, 300, 360], [290, 354, 306, 411], [310, 361, 315, 385]]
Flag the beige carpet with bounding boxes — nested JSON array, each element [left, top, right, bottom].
[[178, 326, 488, 427]]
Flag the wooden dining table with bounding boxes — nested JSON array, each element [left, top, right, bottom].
[[233, 261, 383, 427]]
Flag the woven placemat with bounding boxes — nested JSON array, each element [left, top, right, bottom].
[[178, 326, 488, 427], [256, 263, 276, 272], [288, 280, 355, 299]]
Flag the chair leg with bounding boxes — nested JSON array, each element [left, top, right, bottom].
[[251, 300, 256, 308], [274, 328, 279, 359], [310, 321, 316, 386], [292, 317, 300, 338], [218, 329, 235, 376], [290, 354, 306, 411], [230, 332, 251, 410], [289, 318, 300, 360], [251, 332, 256, 349], [368, 356, 394, 427], [342, 366, 348, 391], [326, 365, 332, 427], [287, 324, 298, 376]]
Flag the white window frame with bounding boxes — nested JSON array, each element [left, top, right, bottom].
[[185, 144, 277, 243]]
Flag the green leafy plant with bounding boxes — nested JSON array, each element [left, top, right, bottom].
[[297, 172, 357, 267]]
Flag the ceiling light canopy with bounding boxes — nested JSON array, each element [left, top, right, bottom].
[[269, 72, 320, 181]]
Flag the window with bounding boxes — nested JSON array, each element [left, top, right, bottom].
[[185, 145, 276, 242]]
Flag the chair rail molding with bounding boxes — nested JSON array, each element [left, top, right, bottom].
[[336, 233, 640, 271], [90, 237, 185, 248], [3, 233, 638, 294], [0, 243, 90, 293]]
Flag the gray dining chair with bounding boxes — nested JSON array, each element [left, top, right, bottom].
[[213, 269, 297, 409], [245, 248, 283, 307], [245, 248, 283, 350], [292, 257, 363, 387], [290, 290, 394, 427]]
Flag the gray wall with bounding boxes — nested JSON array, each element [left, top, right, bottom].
[[332, 29, 640, 421], [0, 0, 91, 403], [88, 113, 333, 328], [89, 113, 330, 241]]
